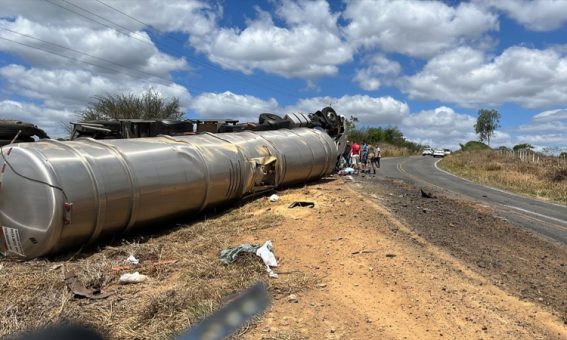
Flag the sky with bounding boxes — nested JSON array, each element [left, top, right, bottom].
[[0, 0, 567, 151]]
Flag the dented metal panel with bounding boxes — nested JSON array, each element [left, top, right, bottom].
[[0, 128, 338, 259]]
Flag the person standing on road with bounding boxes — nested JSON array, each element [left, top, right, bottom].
[[351, 141, 361, 172], [370, 144, 381, 173], [343, 141, 352, 167], [361, 141, 368, 173], [367, 143, 376, 174]]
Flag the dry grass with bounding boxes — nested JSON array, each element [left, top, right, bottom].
[[379, 144, 418, 157], [0, 195, 312, 339], [439, 149, 567, 204]]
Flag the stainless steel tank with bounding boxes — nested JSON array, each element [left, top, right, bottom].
[[0, 128, 338, 258]]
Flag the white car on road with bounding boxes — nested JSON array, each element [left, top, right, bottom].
[[433, 149, 445, 157], [422, 148, 433, 156]]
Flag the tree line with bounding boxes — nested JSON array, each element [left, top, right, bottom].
[[346, 120, 422, 152]]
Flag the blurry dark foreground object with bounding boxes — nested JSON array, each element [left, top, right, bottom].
[[10, 282, 269, 340], [9, 323, 104, 340]]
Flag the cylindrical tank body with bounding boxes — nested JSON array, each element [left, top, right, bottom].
[[0, 128, 338, 259]]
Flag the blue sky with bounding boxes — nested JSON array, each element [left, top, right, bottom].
[[1, 0, 567, 151]]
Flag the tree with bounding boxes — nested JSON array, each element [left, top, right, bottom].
[[345, 115, 359, 134], [459, 140, 490, 151], [78, 89, 182, 121], [474, 109, 500, 146], [513, 143, 534, 151]]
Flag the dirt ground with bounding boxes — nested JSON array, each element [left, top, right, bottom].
[[243, 177, 567, 339], [1, 176, 566, 339]]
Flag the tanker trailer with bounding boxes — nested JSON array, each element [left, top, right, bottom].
[[0, 107, 345, 259]]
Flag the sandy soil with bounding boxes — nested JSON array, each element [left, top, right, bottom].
[[242, 177, 567, 339]]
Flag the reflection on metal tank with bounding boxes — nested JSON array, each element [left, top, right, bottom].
[[0, 128, 338, 259]]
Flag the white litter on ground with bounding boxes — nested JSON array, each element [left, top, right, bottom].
[[119, 272, 147, 284], [256, 240, 278, 278], [125, 255, 140, 265]]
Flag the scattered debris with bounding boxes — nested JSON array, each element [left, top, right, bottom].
[[345, 175, 355, 181], [269, 194, 280, 202], [220, 241, 279, 278], [125, 254, 139, 265], [315, 283, 327, 288], [119, 272, 148, 284], [288, 201, 315, 208], [385, 253, 397, 258], [351, 250, 376, 255], [338, 167, 356, 175], [64, 271, 112, 299], [49, 264, 62, 271], [287, 294, 298, 303], [256, 241, 279, 278], [421, 188, 436, 199], [220, 243, 261, 264]]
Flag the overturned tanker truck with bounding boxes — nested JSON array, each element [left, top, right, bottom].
[[0, 107, 346, 259]]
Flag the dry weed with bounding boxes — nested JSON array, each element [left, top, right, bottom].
[[440, 150, 567, 204], [0, 195, 313, 339]]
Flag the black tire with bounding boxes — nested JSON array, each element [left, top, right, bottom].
[[321, 106, 338, 125], [258, 113, 290, 130], [259, 113, 284, 124]]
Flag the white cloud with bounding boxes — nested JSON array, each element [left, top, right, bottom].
[[0, 17, 187, 77], [400, 106, 480, 148], [0, 100, 74, 138], [512, 108, 567, 147], [189, 91, 279, 122], [343, 0, 498, 58], [405, 46, 567, 108], [479, 0, 567, 31], [353, 54, 401, 91], [287, 95, 409, 126], [0, 64, 191, 138], [533, 108, 567, 122], [0, 64, 191, 110], [190, 0, 352, 79], [0, 0, 218, 36]]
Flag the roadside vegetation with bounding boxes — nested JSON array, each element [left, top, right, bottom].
[[346, 116, 423, 157], [79, 89, 183, 121], [439, 148, 567, 204]]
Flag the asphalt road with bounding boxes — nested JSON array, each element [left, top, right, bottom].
[[376, 156, 567, 245]]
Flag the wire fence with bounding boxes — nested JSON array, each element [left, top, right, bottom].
[[497, 148, 567, 165]]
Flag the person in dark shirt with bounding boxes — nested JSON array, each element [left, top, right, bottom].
[[343, 141, 352, 167], [361, 141, 368, 173]]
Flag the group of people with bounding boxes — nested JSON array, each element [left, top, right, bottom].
[[339, 141, 381, 175]]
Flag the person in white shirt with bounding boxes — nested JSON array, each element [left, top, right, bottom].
[[370, 145, 381, 174]]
